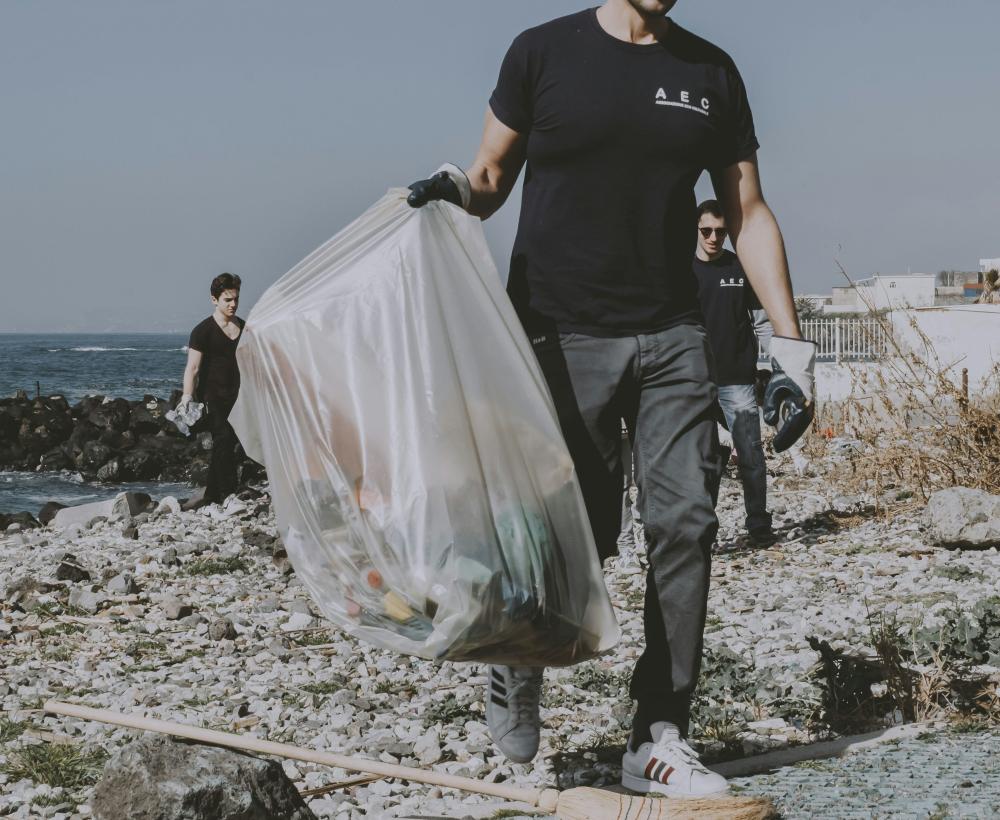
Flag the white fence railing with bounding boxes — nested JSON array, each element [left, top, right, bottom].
[[800, 317, 890, 362]]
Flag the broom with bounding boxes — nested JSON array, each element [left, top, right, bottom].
[[45, 700, 774, 819]]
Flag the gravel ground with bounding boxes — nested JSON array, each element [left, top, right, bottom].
[[1, 447, 998, 818], [731, 729, 1000, 819]]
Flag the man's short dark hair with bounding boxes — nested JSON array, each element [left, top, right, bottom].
[[697, 200, 725, 220], [211, 272, 241, 298]]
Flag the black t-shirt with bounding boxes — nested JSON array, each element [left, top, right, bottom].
[[490, 9, 759, 337], [188, 316, 245, 402], [693, 250, 761, 385]]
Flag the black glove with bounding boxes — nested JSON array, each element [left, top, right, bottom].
[[406, 163, 471, 210], [762, 337, 816, 452]]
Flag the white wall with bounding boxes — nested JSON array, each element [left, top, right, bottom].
[[814, 304, 1000, 402], [866, 275, 936, 310]]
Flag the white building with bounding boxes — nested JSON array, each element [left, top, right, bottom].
[[825, 273, 936, 313]]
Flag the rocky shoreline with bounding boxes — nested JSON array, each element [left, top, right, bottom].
[[1, 444, 998, 818], [0, 391, 261, 526]]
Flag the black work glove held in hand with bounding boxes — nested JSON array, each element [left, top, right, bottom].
[[763, 336, 817, 452], [406, 163, 471, 210]]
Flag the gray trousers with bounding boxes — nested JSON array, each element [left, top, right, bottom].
[[717, 384, 771, 533], [530, 323, 722, 735]]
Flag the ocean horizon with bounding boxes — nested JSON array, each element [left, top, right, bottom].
[[0, 332, 190, 404]]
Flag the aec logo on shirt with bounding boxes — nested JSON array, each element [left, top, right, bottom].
[[654, 88, 710, 116], [720, 277, 744, 288]]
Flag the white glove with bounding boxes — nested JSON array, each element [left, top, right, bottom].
[[177, 393, 193, 411], [769, 337, 816, 405]]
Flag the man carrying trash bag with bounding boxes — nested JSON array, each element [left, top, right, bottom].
[[408, 0, 815, 800]]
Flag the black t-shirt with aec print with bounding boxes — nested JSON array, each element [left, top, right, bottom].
[[693, 250, 762, 385], [490, 9, 759, 336]]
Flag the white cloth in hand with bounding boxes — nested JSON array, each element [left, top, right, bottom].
[[166, 398, 204, 436]]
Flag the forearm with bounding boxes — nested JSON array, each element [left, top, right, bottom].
[[182, 367, 198, 397], [464, 109, 526, 220], [466, 161, 516, 220], [732, 203, 801, 339]]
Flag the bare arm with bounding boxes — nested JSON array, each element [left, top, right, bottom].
[[712, 154, 801, 339], [182, 348, 202, 398], [465, 109, 528, 220]]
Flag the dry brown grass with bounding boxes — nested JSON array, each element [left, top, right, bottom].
[[810, 269, 1000, 501]]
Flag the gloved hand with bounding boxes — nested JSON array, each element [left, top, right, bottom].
[[177, 393, 193, 412], [762, 337, 816, 452], [406, 163, 471, 210]]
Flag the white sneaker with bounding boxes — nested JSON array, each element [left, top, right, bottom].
[[621, 722, 729, 798]]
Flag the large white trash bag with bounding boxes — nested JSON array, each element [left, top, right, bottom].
[[230, 191, 620, 665]]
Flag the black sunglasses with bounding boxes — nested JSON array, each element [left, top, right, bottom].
[[699, 227, 727, 239]]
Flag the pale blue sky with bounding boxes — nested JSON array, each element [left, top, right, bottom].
[[2, 1, 998, 332]]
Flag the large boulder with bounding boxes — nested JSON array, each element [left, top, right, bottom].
[[51, 492, 148, 530], [91, 736, 316, 820], [924, 487, 1000, 549], [121, 447, 163, 480], [38, 501, 67, 525], [88, 397, 133, 432], [78, 440, 113, 472]]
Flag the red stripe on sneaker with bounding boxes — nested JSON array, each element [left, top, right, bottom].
[[644, 757, 659, 779], [662, 765, 675, 783]]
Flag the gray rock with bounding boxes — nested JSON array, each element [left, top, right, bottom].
[[69, 587, 107, 614], [283, 599, 314, 616], [155, 496, 181, 517], [51, 492, 146, 530], [162, 596, 193, 620], [122, 524, 140, 540], [180, 613, 208, 628], [924, 487, 1000, 548], [208, 617, 238, 641], [91, 735, 316, 820], [107, 572, 140, 595]]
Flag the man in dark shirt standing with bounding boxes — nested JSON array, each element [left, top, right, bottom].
[[694, 200, 775, 545], [407, 0, 815, 798], [178, 273, 246, 507]]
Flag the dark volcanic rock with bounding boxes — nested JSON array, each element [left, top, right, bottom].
[[56, 553, 91, 582], [2, 391, 259, 485], [38, 501, 67, 525], [39, 446, 74, 471], [96, 459, 122, 482], [88, 397, 132, 432], [79, 440, 113, 472], [91, 736, 316, 820], [1, 511, 40, 531], [121, 448, 163, 480]]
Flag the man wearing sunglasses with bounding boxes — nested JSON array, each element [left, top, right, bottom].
[[694, 200, 776, 546], [406, 0, 815, 799]]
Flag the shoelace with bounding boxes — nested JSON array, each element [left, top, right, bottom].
[[654, 736, 710, 774], [508, 669, 542, 725]]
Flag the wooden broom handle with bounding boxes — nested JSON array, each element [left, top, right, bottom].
[[44, 701, 559, 811]]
